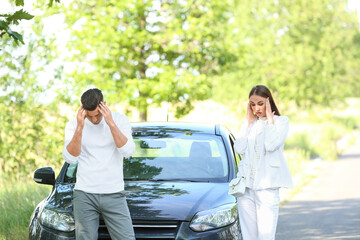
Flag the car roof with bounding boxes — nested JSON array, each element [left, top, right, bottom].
[[131, 122, 219, 135]]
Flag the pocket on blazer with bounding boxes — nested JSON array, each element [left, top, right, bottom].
[[266, 153, 281, 167], [269, 158, 280, 167]]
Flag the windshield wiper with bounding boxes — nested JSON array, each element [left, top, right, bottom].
[[124, 178, 148, 181], [125, 178, 209, 182], [149, 179, 209, 182]]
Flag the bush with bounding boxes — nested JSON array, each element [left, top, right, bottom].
[[284, 148, 310, 176], [286, 117, 356, 161], [0, 180, 50, 239]]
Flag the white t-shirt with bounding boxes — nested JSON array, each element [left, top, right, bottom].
[[62, 112, 135, 194]]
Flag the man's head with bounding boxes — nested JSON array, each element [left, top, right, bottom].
[[81, 88, 103, 111], [81, 88, 104, 124]]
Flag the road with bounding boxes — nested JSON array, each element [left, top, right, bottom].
[[276, 138, 360, 240]]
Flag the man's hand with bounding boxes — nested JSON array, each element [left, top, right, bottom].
[[66, 106, 86, 157], [77, 106, 86, 130], [99, 102, 115, 127], [98, 102, 129, 148]]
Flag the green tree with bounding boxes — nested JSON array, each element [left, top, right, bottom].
[[59, 0, 233, 120], [0, 0, 60, 45], [0, 32, 66, 179], [213, 0, 360, 108], [0, 8, 33, 44]]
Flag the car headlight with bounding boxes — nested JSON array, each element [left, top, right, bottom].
[[39, 208, 75, 232], [189, 203, 238, 232]]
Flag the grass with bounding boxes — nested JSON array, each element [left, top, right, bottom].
[[0, 180, 51, 240]]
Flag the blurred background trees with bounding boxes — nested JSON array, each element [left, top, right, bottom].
[[212, 0, 360, 106], [56, 0, 234, 120], [1, 0, 360, 178]]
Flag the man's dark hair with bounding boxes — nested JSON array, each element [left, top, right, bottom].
[[81, 88, 103, 111]]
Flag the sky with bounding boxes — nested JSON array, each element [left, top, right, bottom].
[[348, 0, 360, 21]]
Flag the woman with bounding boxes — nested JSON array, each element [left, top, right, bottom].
[[234, 85, 293, 240]]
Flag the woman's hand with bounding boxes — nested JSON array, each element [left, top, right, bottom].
[[266, 98, 275, 124], [246, 102, 256, 126]]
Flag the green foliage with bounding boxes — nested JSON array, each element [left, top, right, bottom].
[[58, 0, 234, 120], [0, 0, 61, 45], [213, 0, 360, 108], [47, 0, 60, 7], [286, 133, 317, 158], [0, 35, 67, 180], [5, 9, 34, 23], [0, 9, 34, 44], [326, 116, 358, 130], [0, 98, 66, 181], [0, 180, 50, 239], [284, 148, 310, 176], [285, 113, 358, 161], [15, 0, 25, 6]]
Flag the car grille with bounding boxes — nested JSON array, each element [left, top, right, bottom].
[[98, 219, 180, 240]]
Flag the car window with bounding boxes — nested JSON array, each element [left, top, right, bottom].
[[124, 132, 229, 182], [229, 134, 241, 172], [64, 163, 77, 183]]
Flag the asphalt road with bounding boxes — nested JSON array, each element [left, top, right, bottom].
[[276, 139, 360, 240]]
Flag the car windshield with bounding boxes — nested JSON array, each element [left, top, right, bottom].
[[63, 132, 229, 183], [124, 132, 229, 182]]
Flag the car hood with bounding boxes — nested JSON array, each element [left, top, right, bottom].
[[44, 181, 236, 221], [125, 181, 235, 221]]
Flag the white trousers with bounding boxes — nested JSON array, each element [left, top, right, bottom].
[[237, 188, 280, 240]]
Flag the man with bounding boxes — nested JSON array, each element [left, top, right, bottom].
[[62, 88, 135, 240]]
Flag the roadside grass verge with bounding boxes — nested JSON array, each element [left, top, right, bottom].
[[0, 180, 50, 240], [280, 110, 360, 202]]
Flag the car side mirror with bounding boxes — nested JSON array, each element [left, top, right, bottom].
[[33, 167, 55, 185]]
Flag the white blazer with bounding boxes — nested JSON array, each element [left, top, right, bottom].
[[234, 115, 293, 189]]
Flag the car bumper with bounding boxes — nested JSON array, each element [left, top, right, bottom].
[[29, 218, 241, 240]]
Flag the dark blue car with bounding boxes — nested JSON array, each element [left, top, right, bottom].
[[29, 122, 242, 239]]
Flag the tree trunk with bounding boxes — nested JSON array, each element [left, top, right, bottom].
[[139, 108, 147, 122], [138, 10, 148, 123]]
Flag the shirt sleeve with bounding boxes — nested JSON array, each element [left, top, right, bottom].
[[62, 119, 80, 164], [264, 116, 289, 152], [115, 113, 135, 158], [234, 119, 251, 155]]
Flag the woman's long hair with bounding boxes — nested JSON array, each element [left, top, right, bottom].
[[249, 85, 280, 116]]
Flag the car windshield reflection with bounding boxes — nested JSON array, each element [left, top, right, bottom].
[[123, 133, 229, 182]]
